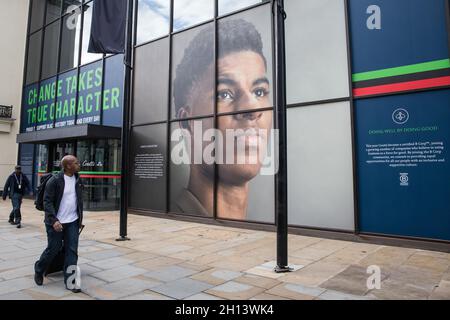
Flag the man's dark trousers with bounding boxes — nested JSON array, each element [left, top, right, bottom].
[[9, 193, 22, 223], [34, 220, 79, 286]]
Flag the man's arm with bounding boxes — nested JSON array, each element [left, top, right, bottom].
[[2, 176, 10, 200], [43, 177, 59, 226]]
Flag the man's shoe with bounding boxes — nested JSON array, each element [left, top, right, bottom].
[[34, 272, 43, 286], [16, 223, 22, 229], [8, 219, 14, 225], [66, 287, 82, 293]]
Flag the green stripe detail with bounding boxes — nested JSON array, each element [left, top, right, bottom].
[[39, 170, 121, 175], [352, 59, 450, 82]]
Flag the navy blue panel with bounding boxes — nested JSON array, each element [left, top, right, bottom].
[[349, 0, 449, 73], [102, 54, 124, 127], [356, 89, 450, 241], [21, 83, 38, 133], [77, 60, 103, 125], [36, 76, 57, 131], [55, 68, 78, 128]]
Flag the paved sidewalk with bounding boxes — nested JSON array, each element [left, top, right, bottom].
[[0, 199, 449, 300]]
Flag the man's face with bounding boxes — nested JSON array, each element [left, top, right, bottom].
[[15, 169, 21, 175], [66, 158, 81, 174], [181, 50, 272, 184], [217, 51, 272, 185]]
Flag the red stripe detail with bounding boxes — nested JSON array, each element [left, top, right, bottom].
[[37, 173, 121, 179], [80, 175, 121, 179], [353, 76, 450, 97]]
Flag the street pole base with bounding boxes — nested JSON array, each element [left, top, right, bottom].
[[274, 265, 293, 273], [116, 236, 131, 242]]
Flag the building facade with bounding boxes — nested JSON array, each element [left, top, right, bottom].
[[17, 0, 450, 248], [0, 0, 29, 195]]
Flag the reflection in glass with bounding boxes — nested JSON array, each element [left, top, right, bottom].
[[62, 0, 82, 15], [77, 139, 121, 211], [287, 102, 355, 230], [80, 2, 103, 65], [285, 0, 349, 104], [30, 0, 46, 33], [60, 7, 81, 71], [41, 21, 60, 79], [26, 32, 43, 85], [171, 23, 214, 118], [46, 0, 62, 23], [173, 0, 214, 31], [134, 38, 169, 124], [37, 144, 49, 178], [136, 0, 170, 44], [52, 142, 75, 171], [218, 0, 268, 16]]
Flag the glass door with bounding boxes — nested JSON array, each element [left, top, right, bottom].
[[52, 142, 75, 172], [77, 139, 121, 211]]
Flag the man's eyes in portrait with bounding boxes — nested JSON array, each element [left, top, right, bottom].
[[217, 89, 234, 102], [253, 87, 270, 99], [216, 86, 270, 103]]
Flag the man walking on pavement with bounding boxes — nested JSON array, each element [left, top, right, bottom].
[[2, 165, 31, 228], [34, 155, 84, 293]]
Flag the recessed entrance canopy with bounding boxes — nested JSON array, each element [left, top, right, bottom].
[[16, 124, 122, 144]]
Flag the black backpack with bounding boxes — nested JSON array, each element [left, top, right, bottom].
[[35, 173, 55, 211]]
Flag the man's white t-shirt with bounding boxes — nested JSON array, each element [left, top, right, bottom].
[[56, 175, 79, 224]]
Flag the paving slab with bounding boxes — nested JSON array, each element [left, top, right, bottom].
[[152, 278, 214, 300], [206, 281, 265, 300]]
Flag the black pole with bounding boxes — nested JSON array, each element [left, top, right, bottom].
[[117, 0, 134, 242], [274, 0, 291, 273]]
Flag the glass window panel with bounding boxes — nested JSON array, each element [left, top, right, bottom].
[[171, 23, 214, 119], [173, 0, 214, 32], [133, 38, 169, 125], [26, 31, 43, 85], [136, 0, 170, 45], [287, 102, 355, 230], [169, 118, 214, 217], [46, 0, 62, 24], [80, 2, 103, 65], [41, 21, 60, 80], [285, 0, 350, 104], [52, 142, 75, 171], [217, 4, 273, 114], [218, 0, 268, 16], [216, 111, 275, 223], [78, 139, 121, 211], [60, 7, 82, 72], [30, 0, 46, 33], [62, 0, 82, 15], [130, 124, 167, 212]]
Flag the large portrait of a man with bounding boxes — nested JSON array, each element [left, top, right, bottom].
[[170, 7, 275, 223]]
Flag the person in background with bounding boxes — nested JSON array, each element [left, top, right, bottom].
[[2, 165, 31, 228]]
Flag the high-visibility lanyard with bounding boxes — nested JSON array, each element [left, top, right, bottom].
[[14, 174, 22, 188]]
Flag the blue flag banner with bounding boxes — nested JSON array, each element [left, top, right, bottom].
[[88, 0, 127, 54]]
